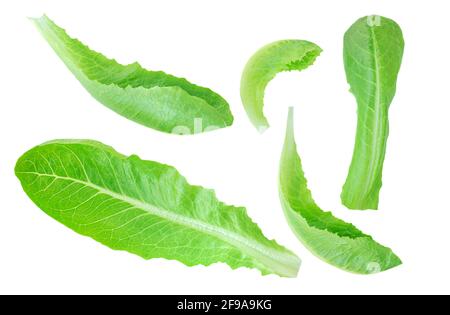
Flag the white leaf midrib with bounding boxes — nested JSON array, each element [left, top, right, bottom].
[[361, 25, 384, 197]]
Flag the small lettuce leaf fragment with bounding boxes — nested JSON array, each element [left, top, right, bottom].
[[279, 108, 401, 274], [15, 140, 300, 277], [31, 16, 233, 135], [342, 16, 405, 209], [240, 40, 322, 132]]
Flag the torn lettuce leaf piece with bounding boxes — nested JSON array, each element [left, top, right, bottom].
[[240, 40, 322, 132], [279, 108, 401, 274], [15, 140, 300, 277], [31, 15, 233, 135], [342, 16, 405, 210]]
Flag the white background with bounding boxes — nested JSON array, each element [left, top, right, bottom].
[[1, 0, 449, 295]]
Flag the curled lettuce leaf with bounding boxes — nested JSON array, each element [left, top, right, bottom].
[[279, 108, 401, 274], [342, 16, 405, 209], [240, 40, 322, 132], [15, 140, 300, 277], [32, 16, 234, 135]]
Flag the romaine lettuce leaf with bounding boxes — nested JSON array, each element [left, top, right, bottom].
[[16, 140, 300, 277], [32, 16, 234, 135], [341, 16, 405, 210], [279, 108, 401, 274], [240, 40, 322, 132]]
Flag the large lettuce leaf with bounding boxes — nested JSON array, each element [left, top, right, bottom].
[[15, 140, 300, 277], [279, 108, 401, 274], [32, 16, 233, 135], [341, 16, 404, 210]]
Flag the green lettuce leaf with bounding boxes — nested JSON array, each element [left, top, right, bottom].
[[342, 16, 405, 210], [240, 40, 322, 132], [279, 108, 401, 274], [31, 16, 233, 135], [15, 140, 300, 277]]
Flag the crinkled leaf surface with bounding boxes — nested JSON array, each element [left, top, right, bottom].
[[32, 16, 233, 135], [342, 16, 404, 210], [15, 140, 300, 277], [240, 40, 322, 132], [279, 108, 401, 274]]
